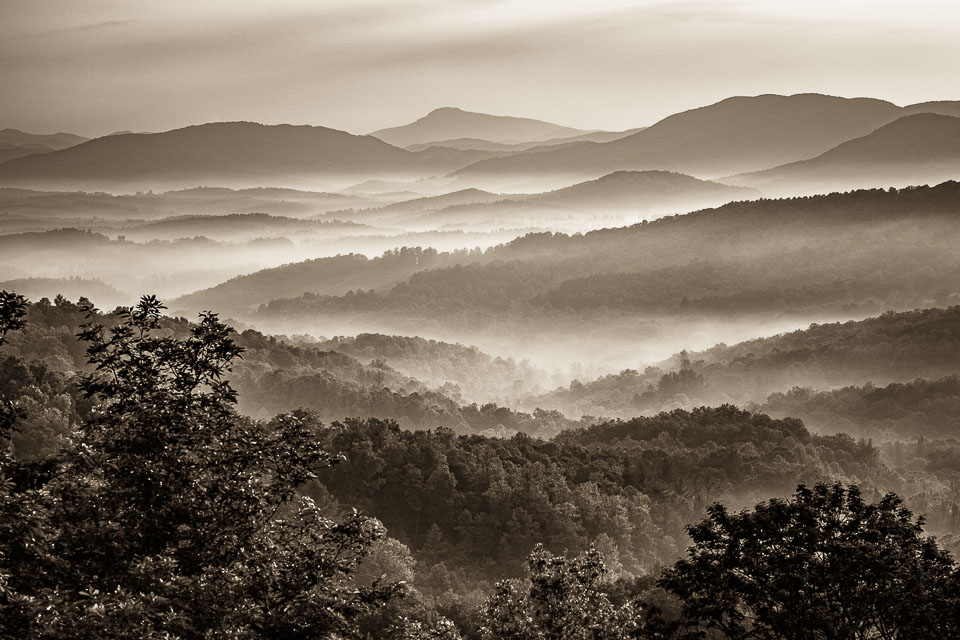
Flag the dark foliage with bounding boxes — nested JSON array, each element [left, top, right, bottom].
[[661, 483, 960, 639], [0, 295, 402, 638]]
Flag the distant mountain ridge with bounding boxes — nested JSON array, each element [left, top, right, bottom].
[[902, 101, 960, 118], [0, 128, 89, 165], [388, 171, 757, 230], [532, 170, 755, 208], [370, 107, 592, 147], [4, 94, 959, 194], [0, 122, 426, 191], [451, 94, 908, 188], [726, 113, 960, 194], [0, 128, 88, 150], [404, 128, 646, 153]]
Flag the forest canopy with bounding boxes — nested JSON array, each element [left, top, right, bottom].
[[3, 292, 960, 638]]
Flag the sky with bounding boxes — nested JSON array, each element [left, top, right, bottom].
[[1, 0, 959, 137]]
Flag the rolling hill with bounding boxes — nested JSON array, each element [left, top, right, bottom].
[[0, 277, 129, 309], [0, 128, 88, 150], [370, 106, 592, 147], [365, 187, 503, 217], [0, 147, 52, 165], [169, 247, 461, 315], [0, 122, 427, 191], [403, 127, 646, 153], [903, 100, 960, 118], [450, 94, 907, 189], [252, 182, 960, 335], [533, 170, 754, 208], [0, 129, 89, 165], [392, 171, 757, 230], [726, 113, 960, 195], [525, 304, 960, 419]]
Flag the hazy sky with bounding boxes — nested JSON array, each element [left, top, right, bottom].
[[2, 0, 959, 137]]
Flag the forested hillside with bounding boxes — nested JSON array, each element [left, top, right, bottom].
[[259, 183, 960, 324], [171, 247, 476, 314], [4, 291, 960, 638], [312, 333, 552, 403], [761, 376, 960, 439], [530, 306, 960, 419], [243, 183, 960, 377], [0, 297, 581, 458]]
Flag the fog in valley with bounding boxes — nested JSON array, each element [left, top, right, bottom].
[[4, 1, 960, 638]]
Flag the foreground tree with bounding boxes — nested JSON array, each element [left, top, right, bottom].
[[660, 482, 960, 639], [480, 544, 643, 640], [1, 295, 400, 638]]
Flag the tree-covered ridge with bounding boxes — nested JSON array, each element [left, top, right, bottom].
[[480, 484, 960, 639], [310, 406, 935, 584], [0, 296, 581, 457], [762, 375, 960, 439], [257, 183, 960, 324], [172, 246, 472, 315], [529, 305, 960, 418], [312, 332, 550, 403]]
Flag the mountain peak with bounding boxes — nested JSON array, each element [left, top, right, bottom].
[[427, 107, 465, 115], [371, 108, 589, 147]]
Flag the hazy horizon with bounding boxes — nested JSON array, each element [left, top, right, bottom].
[[3, 0, 960, 137]]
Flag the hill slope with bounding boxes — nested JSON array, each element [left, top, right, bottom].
[[527, 305, 960, 419], [169, 247, 462, 315], [370, 107, 591, 147], [253, 183, 960, 341], [370, 188, 502, 216], [534, 170, 755, 208], [0, 122, 422, 191], [404, 127, 645, 152], [0, 128, 88, 150], [727, 114, 960, 195], [392, 171, 757, 230], [451, 94, 905, 189], [903, 100, 960, 118]]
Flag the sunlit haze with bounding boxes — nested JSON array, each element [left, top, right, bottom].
[[2, 0, 959, 136]]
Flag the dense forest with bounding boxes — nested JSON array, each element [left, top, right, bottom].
[[3, 291, 960, 637], [761, 376, 960, 439], [310, 333, 552, 403], [0, 296, 584, 459]]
